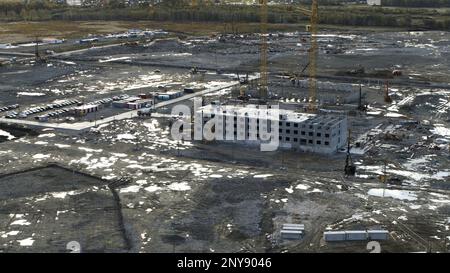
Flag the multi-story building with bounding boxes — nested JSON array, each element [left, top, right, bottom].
[[66, 0, 82, 6], [194, 104, 348, 154], [367, 0, 381, 6]]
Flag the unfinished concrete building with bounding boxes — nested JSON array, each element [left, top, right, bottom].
[[195, 104, 348, 154]]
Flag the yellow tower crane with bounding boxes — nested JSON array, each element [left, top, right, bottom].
[[259, 0, 268, 102], [296, 1, 319, 112], [308, 0, 318, 112]]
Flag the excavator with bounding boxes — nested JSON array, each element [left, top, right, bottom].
[[34, 37, 47, 64], [358, 83, 368, 111], [384, 80, 392, 103], [378, 160, 402, 185], [237, 72, 250, 102], [238, 85, 250, 102], [290, 62, 309, 86], [344, 129, 356, 177]]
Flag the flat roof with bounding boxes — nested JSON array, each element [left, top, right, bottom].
[[345, 230, 367, 234], [283, 224, 305, 228], [198, 104, 345, 124], [74, 104, 100, 110], [324, 231, 346, 235], [113, 97, 141, 103], [198, 104, 314, 123], [280, 230, 303, 234], [128, 100, 152, 105], [163, 91, 183, 95]]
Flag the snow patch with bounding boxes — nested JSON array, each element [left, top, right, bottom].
[[32, 154, 50, 160], [17, 237, 34, 246], [120, 185, 141, 193], [368, 188, 417, 201], [167, 182, 191, 191], [253, 174, 273, 178]]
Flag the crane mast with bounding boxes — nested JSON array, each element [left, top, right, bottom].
[[307, 0, 318, 112], [259, 0, 268, 102]]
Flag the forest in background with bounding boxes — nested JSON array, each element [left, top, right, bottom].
[[0, 0, 449, 30]]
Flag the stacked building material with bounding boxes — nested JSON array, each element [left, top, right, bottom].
[[281, 224, 305, 240], [324, 230, 389, 242]]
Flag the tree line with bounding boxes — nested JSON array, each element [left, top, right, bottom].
[[382, 0, 450, 8], [0, 1, 448, 30]]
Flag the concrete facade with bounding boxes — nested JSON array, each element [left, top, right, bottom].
[[112, 97, 141, 108], [73, 104, 99, 116], [367, 0, 381, 6], [157, 91, 183, 101], [195, 104, 348, 154], [66, 0, 82, 6], [127, 99, 153, 110]]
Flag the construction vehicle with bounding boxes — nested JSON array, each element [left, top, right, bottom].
[[378, 160, 402, 185], [392, 70, 402, 77], [238, 85, 250, 102], [238, 73, 249, 85], [379, 160, 388, 183], [236, 72, 250, 101], [290, 62, 309, 86], [358, 83, 368, 111], [124, 41, 139, 47], [344, 130, 356, 176], [384, 80, 392, 103], [348, 65, 365, 75], [34, 37, 47, 63]]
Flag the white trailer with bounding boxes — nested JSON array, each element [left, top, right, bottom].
[[282, 224, 305, 231], [281, 230, 303, 240], [324, 231, 346, 242], [345, 230, 368, 241], [367, 230, 389, 241]]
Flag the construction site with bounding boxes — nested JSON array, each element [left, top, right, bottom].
[[0, 1, 449, 253]]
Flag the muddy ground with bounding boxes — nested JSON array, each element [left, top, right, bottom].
[[0, 28, 449, 253]]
